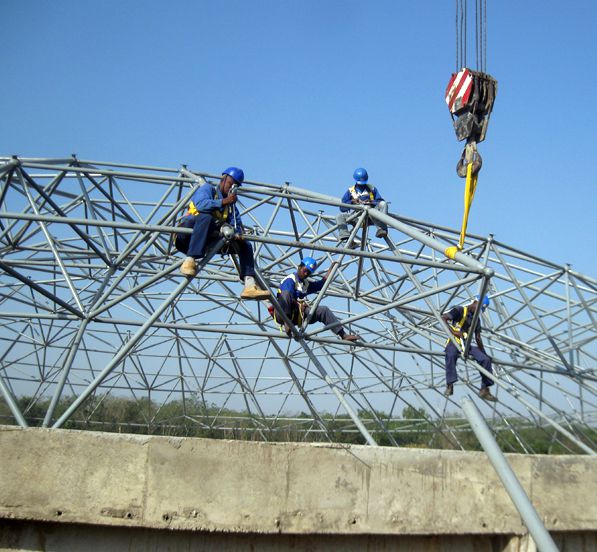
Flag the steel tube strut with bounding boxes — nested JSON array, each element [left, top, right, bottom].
[[52, 238, 226, 428], [461, 397, 559, 552]]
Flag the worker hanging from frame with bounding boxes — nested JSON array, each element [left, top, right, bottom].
[[444, 0, 497, 260]]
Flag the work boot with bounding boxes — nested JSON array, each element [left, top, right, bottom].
[[339, 237, 360, 249], [479, 387, 497, 402], [341, 333, 360, 342], [444, 383, 454, 397], [180, 257, 197, 277], [240, 284, 271, 301], [376, 228, 388, 239]]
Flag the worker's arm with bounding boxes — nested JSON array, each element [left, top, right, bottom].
[[442, 310, 463, 339], [305, 279, 324, 295], [339, 190, 353, 212], [192, 184, 225, 212], [322, 262, 337, 280], [279, 276, 297, 296], [370, 187, 384, 206]]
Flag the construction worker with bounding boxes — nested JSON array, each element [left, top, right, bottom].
[[442, 296, 497, 401], [276, 257, 359, 341], [336, 167, 389, 245], [175, 167, 270, 300]]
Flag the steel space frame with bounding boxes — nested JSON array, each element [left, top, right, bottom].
[[0, 156, 595, 454]]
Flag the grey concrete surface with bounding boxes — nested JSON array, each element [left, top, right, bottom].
[[0, 425, 595, 545]]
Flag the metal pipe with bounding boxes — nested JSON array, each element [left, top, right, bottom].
[[367, 206, 490, 274], [298, 339, 378, 446], [42, 318, 90, 427], [0, 259, 83, 317], [0, 373, 28, 427], [461, 397, 559, 552], [52, 238, 226, 428]]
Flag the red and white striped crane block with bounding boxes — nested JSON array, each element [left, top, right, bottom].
[[445, 68, 474, 115]]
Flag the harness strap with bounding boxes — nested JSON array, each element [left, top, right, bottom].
[[445, 306, 469, 347], [186, 187, 229, 222], [349, 185, 374, 202]]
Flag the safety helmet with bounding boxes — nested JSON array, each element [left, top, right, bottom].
[[222, 167, 245, 185], [301, 257, 318, 274], [478, 295, 490, 311], [353, 167, 369, 184]]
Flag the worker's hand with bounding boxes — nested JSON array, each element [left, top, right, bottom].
[[222, 193, 238, 206], [324, 261, 338, 280]]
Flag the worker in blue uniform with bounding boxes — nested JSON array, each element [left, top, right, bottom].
[[175, 167, 270, 300], [442, 296, 497, 401], [276, 257, 359, 341], [336, 167, 389, 244]]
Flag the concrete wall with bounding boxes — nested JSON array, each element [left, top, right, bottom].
[[1, 425, 595, 550]]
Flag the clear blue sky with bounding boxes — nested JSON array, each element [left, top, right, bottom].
[[3, 0, 596, 275]]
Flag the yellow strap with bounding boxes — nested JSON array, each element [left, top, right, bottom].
[[458, 161, 478, 250], [187, 201, 199, 216], [445, 306, 468, 346], [212, 189, 229, 222], [446, 162, 478, 259]]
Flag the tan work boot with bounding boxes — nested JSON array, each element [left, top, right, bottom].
[[240, 284, 271, 301], [479, 387, 497, 402], [180, 257, 197, 277], [375, 228, 388, 238], [444, 383, 454, 397], [341, 333, 360, 342]]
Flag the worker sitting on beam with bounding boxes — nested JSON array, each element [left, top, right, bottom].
[[336, 167, 388, 246], [174, 167, 270, 300], [275, 257, 359, 341]]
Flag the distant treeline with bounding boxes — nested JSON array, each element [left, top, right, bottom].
[[1, 395, 593, 455]]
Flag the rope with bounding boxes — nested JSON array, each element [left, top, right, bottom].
[[455, 0, 489, 73], [483, 0, 487, 73], [475, 0, 480, 71], [455, 0, 459, 71]]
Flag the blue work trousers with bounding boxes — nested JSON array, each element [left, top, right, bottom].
[[445, 341, 494, 388], [176, 214, 255, 280]]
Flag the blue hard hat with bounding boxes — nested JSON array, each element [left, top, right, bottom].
[[353, 167, 369, 184], [301, 257, 318, 273], [478, 295, 490, 310], [222, 167, 245, 185]]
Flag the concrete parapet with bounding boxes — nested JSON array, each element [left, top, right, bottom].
[[0, 425, 595, 543]]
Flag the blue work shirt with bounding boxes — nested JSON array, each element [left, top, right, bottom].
[[446, 306, 482, 335], [339, 184, 384, 212], [186, 183, 243, 233], [278, 271, 325, 300]]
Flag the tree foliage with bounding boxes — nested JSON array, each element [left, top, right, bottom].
[[0, 395, 593, 454]]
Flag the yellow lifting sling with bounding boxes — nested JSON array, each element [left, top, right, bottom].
[[445, 161, 478, 259]]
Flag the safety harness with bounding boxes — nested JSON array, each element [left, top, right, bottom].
[[349, 185, 374, 203], [187, 186, 229, 223], [270, 274, 309, 330], [446, 306, 471, 348]]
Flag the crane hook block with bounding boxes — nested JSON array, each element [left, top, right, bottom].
[[445, 68, 498, 143]]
